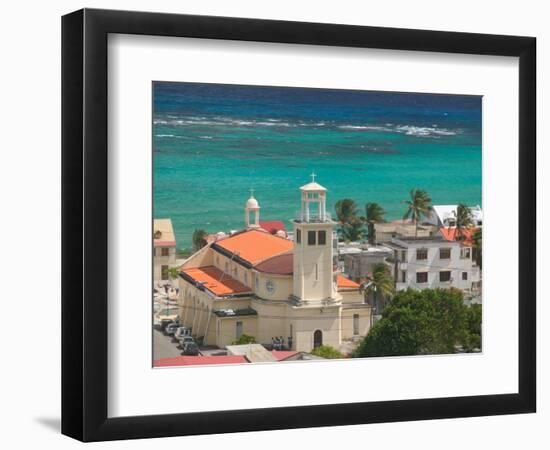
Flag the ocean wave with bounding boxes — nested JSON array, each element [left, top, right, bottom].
[[395, 125, 457, 136], [340, 123, 458, 137], [154, 115, 459, 137], [154, 133, 190, 139], [339, 125, 389, 131]]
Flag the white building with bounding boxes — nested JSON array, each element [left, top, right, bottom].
[[153, 218, 177, 281], [385, 236, 481, 294], [427, 205, 483, 228]]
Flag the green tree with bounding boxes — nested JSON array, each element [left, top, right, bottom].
[[192, 229, 208, 252], [455, 203, 473, 242], [360, 263, 394, 314], [353, 288, 480, 358], [335, 198, 360, 224], [462, 303, 482, 352], [231, 334, 256, 345], [365, 202, 386, 244], [402, 189, 432, 237], [335, 199, 365, 242], [167, 267, 180, 280], [310, 345, 343, 359], [177, 248, 193, 258], [339, 217, 366, 242], [472, 228, 482, 269]]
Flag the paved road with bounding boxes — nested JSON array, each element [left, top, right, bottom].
[[153, 329, 182, 360]]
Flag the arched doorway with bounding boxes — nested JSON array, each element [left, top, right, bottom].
[[313, 330, 323, 348]]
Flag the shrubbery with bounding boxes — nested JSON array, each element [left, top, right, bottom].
[[231, 334, 256, 345], [311, 345, 344, 359], [353, 288, 481, 358]]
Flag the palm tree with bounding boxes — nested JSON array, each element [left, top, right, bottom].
[[192, 229, 208, 251], [335, 199, 364, 242], [455, 203, 473, 241], [339, 217, 366, 242], [402, 189, 432, 237], [472, 228, 482, 269], [335, 198, 359, 224], [360, 263, 395, 314], [365, 202, 386, 245]]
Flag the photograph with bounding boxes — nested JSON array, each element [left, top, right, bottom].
[[152, 82, 483, 367]]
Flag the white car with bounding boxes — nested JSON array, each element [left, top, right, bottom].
[[174, 326, 192, 342]]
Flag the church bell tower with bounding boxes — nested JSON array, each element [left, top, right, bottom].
[[292, 173, 336, 302]]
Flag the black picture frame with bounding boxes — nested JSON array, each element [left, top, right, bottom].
[[62, 8, 536, 442]]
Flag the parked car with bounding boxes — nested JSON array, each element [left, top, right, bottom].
[[164, 321, 181, 336], [181, 342, 200, 356], [174, 326, 192, 341], [155, 308, 179, 331], [178, 335, 195, 348]]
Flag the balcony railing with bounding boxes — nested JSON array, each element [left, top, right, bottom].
[[294, 211, 332, 223]]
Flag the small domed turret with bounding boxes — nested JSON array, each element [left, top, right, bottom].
[[244, 189, 260, 228], [246, 196, 259, 209]]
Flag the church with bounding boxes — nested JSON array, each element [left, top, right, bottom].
[[176, 177, 373, 353]]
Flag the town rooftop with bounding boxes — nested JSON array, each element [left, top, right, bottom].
[[180, 265, 252, 297]]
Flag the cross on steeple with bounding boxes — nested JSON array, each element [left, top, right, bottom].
[[310, 171, 316, 183], [249, 188, 255, 198]]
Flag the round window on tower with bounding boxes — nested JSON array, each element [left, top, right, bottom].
[[265, 280, 276, 295]]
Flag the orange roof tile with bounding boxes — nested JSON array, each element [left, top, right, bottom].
[[215, 229, 294, 265], [439, 227, 478, 246], [180, 266, 251, 297], [337, 274, 360, 289]]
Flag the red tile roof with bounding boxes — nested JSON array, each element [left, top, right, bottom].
[[271, 350, 299, 361], [215, 229, 294, 265], [259, 220, 287, 234], [154, 355, 248, 367], [180, 266, 251, 297], [154, 240, 176, 247], [254, 253, 293, 275], [439, 227, 478, 246], [337, 274, 361, 289]]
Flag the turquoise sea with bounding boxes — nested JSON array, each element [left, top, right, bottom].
[[153, 82, 482, 251]]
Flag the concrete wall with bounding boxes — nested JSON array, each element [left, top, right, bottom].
[[289, 305, 341, 352], [344, 252, 389, 281], [252, 300, 288, 344], [254, 272, 293, 301], [340, 307, 372, 341], [181, 244, 213, 269], [339, 289, 365, 304], [215, 316, 259, 349]]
